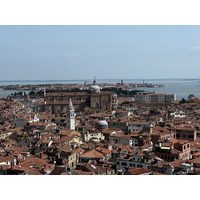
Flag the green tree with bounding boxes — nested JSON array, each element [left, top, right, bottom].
[[188, 94, 195, 101], [180, 98, 188, 104], [121, 101, 131, 106]]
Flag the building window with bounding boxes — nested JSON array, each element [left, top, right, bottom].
[[94, 103, 100, 109], [122, 162, 127, 166]]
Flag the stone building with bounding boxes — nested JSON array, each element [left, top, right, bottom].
[[176, 126, 196, 142], [135, 92, 176, 103], [44, 78, 117, 113], [154, 139, 191, 161]]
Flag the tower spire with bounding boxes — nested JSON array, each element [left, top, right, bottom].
[[93, 76, 96, 85], [69, 98, 73, 108]]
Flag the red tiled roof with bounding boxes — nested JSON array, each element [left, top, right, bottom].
[[80, 149, 104, 159], [125, 168, 151, 175], [0, 155, 16, 163]]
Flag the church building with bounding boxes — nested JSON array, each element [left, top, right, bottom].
[[44, 78, 117, 113]]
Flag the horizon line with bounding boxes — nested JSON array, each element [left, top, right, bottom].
[[0, 78, 200, 82]]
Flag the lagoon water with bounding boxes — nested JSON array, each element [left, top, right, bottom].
[[133, 79, 200, 100], [0, 79, 199, 100]]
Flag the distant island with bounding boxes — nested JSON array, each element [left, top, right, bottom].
[[0, 81, 164, 91]]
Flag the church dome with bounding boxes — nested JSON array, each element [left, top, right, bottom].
[[90, 85, 100, 93], [97, 120, 108, 129]]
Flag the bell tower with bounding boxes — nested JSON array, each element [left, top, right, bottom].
[[66, 99, 76, 130]]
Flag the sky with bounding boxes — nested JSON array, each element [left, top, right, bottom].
[[1, 25, 200, 80]]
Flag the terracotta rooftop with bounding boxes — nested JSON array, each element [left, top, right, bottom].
[[0, 155, 16, 163], [80, 149, 104, 159], [125, 167, 151, 175]]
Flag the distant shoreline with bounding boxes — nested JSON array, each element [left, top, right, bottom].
[[0, 78, 199, 82]]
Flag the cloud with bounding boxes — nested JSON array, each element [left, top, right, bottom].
[[192, 47, 200, 50], [65, 53, 79, 57]]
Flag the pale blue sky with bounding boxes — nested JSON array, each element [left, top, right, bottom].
[[1, 25, 200, 80]]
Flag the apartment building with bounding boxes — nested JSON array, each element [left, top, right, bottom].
[[135, 92, 176, 103], [176, 126, 196, 142]]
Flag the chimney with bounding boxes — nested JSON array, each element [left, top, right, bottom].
[[10, 161, 13, 170], [106, 167, 108, 175]]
